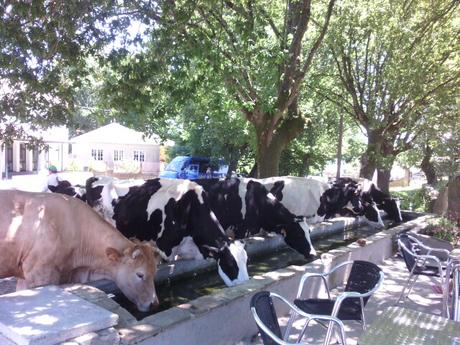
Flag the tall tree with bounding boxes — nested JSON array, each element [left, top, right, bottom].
[[99, 0, 337, 177], [0, 1, 126, 145], [317, 0, 459, 190]]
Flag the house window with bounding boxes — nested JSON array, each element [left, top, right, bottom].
[[133, 150, 145, 162], [91, 149, 104, 161], [114, 150, 124, 161]]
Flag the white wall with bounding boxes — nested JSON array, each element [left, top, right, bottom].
[[71, 142, 161, 173]]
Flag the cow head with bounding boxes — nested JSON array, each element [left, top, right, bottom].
[[380, 198, 403, 223], [206, 240, 249, 286], [361, 198, 384, 228], [279, 219, 317, 258], [106, 242, 160, 312], [317, 186, 344, 218], [171, 184, 250, 287], [245, 180, 315, 258]]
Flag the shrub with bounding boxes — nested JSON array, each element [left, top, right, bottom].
[[66, 160, 81, 172], [392, 188, 429, 212], [421, 217, 460, 246], [114, 160, 141, 174]]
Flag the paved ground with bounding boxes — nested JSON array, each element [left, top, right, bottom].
[[0, 254, 449, 345], [237, 255, 448, 345], [0, 278, 16, 296]]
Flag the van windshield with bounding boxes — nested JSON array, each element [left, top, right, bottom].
[[165, 157, 187, 172]]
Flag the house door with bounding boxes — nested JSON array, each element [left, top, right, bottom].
[[6, 146, 13, 172], [19, 143, 26, 171]]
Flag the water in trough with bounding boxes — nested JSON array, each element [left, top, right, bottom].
[[113, 222, 387, 320]]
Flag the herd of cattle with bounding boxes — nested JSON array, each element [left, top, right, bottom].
[[0, 174, 402, 312]]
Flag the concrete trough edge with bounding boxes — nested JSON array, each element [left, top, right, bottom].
[[117, 213, 437, 345], [92, 213, 384, 293]]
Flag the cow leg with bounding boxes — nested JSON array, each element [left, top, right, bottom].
[[15, 278, 28, 291], [19, 264, 61, 290]]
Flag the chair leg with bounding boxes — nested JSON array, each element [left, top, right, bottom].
[[405, 273, 419, 297], [284, 311, 297, 341], [296, 319, 311, 343], [442, 277, 451, 319], [395, 272, 416, 304], [361, 307, 366, 330], [324, 321, 335, 345]]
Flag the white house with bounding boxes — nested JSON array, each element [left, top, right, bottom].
[[70, 123, 161, 175], [1, 126, 69, 179]]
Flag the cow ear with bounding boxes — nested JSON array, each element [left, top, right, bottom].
[[106, 247, 122, 262], [269, 181, 284, 201], [280, 228, 287, 237], [132, 247, 142, 260], [202, 244, 219, 258], [225, 227, 236, 240]]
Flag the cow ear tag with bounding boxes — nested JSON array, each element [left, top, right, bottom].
[[280, 229, 287, 237], [106, 247, 122, 262]]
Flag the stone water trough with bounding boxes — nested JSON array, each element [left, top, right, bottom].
[[0, 212, 436, 345]]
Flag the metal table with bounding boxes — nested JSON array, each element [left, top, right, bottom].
[[358, 306, 460, 345]]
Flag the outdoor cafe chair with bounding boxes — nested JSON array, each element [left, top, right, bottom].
[[250, 291, 346, 345], [284, 260, 384, 344], [395, 233, 450, 305]]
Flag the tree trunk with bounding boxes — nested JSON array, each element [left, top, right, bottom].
[[336, 113, 344, 179], [248, 163, 257, 178], [359, 151, 377, 179], [252, 99, 306, 178], [448, 176, 460, 226], [227, 159, 238, 178], [257, 142, 283, 177], [420, 144, 437, 185], [403, 168, 410, 187], [377, 168, 391, 193], [359, 131, 383, 180]]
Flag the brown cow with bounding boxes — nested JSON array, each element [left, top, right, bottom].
[[0, 190, 160, 312]]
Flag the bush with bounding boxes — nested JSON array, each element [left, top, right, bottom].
[[66, 160, 81, 172], [391, 188, 429, 212], [114, 160, 141, 174], [420, 217, 460, 246]]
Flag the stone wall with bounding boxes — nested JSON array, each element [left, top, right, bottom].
[[114, 215, 435, 345]]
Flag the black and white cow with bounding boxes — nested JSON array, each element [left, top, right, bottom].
[[47, 180, 87, 201], [258, 176, 329, 224], [85, 177, 249, 287], [85, 176, 144, 223], [195, 177, 316, 258], [360, 180, 403, 223], [257, 176, 402, 227], [316, 178, 385, 227]]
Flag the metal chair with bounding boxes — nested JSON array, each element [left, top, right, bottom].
[[250, 291, 346, 345], [285, 260, 384, 344], [396, 233, 450, 305]]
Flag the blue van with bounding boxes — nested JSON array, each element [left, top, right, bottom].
[[159, 156, 228, 180]]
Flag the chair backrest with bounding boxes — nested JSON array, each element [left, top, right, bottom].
[[250, 291, 283, 345], [344, 260, 383, 307], [398, 234, 418, 272]]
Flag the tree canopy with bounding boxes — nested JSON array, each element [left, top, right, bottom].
[[315, 0, 459, 188], [0, 1, 129, 145], [1, 0, 458, 181]]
